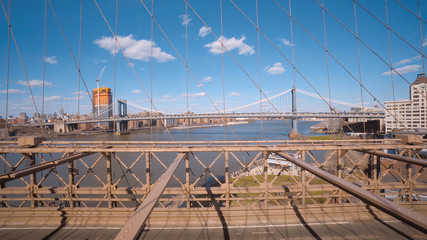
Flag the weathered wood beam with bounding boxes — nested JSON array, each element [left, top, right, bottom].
[[114, 153, 185, 240], [356, 149, 427, 167], [0, 152, 93, 183], [275, 151, 427, 234]]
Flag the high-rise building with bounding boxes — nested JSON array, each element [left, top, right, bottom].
[[93, 87, 113, 128], [59, 105, 64, 118], [385, 73, 427, 133]]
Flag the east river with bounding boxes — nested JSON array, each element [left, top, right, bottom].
[[7, 120, 323, 188]]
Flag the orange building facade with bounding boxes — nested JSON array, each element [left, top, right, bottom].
[[92, 87, 113, 128]]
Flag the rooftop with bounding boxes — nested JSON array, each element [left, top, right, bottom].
[[412, 73, 427, 85]]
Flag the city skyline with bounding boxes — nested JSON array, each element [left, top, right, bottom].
[[0, 0, 426, 116]]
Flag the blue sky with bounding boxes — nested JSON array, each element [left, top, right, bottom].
[[0, 0, 426, 117]]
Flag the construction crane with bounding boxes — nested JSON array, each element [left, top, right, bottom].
[[96, 66, 106, 127]]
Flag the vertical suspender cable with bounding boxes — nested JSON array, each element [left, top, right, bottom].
[[353, 1, 366, 135], [321, 0, 333, 133], [0, 0, 41, 125], [42, 0, 47, 134], [221, 0, 226, 141], [5, 0, 10, 129], [150, 0, 154, 141], [419, 0, 425, 75], [78, 0, 82, 132], [418, 0, 426, 128], [256, 0, 263, 140], [114, 0, 117, 133], [289, 0, 297, 132], [385, 0, 397, 130], [186, 0, 189, 142]]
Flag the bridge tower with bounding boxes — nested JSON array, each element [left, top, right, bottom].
[[118, 100, 127, 117], [291, 86, 298, 133], [116, 100, 128, 133]]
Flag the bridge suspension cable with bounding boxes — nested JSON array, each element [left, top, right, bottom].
[[353, 0, 366, 134], [272, 0, 408, 131], [311, 0, 427, 121], [186, 1, 295, 131], [223, 89, 292, 113], [47, 0, 93, 104], [0, 0, 42, 128], [4, 0, 10, 130], [256, 0, 263, 139], [228, 0, 356, 133], [289, 0, 297, 132], [321, 0, 334, 133], [134, 0, 244, 140], [78, 0, 83, 131], [93, 0, 176, 141], [42, 0, 47, 133]]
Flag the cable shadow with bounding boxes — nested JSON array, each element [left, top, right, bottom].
[[207, 188, 230, 240], [42, 208, 67, 240], [283, 185, 321, 240], [365, 205, 414, 240]]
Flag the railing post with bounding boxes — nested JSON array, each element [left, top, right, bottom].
[[264, 151, 269, 207], [105, 152, 113, 208], [29, 153, 37, 208], [68, 153, 75, 208], [337, 150, 343, 203], [373, 155, 379, 194], [146, 152, 151, 194], [225, 151, 230, 208], [185, 152, 190, 209], [301, 151, 306, 206], [406, 150, 413, 202]]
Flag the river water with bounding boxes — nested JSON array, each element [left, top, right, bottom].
[[60, 120, 320, 142], [7, 120, 323, 188]]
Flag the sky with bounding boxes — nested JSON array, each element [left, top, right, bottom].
[[0, 0, 426, 117]]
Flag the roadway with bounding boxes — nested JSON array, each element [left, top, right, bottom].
[[0, 220, 425, 239]]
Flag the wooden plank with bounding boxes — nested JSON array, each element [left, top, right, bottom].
[[1, 143, 425, 154], [275, 151, 427, 234], [114, 153, 185, 240]]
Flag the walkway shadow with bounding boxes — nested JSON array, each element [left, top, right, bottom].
[[207, 188, 230, 240], [365, 205, 414, 240], [42, 208, 67, 240], [283, 185, 321, 240]]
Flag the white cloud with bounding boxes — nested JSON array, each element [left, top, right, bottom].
[[423, 38, 427, 47], [127, 62, 135, 68], [94, 34, 175, 62], [395, 56, 421, 66], [131, 89, 141, 94], [162, 95, 172, 99], [45, 96, 62, 101], [73, 91, 84, 95], [0, 89, 25, 94], [17, 79, 52, 87], [265, 62, 285, 75], [382, 64, 422, 76], [179, 14, 192, 26], [45, 56, 58, 64], [228, 92, 240, 97], [198, 26, 211, 37], [201, 76, 212, 83], [197, 83, 204, 88], [179, 92, 206, 98], [204, 35, 255, 55], [93, 59, 108, 64], [42, 95, 81, 101], [280, 38, 293, 47]]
